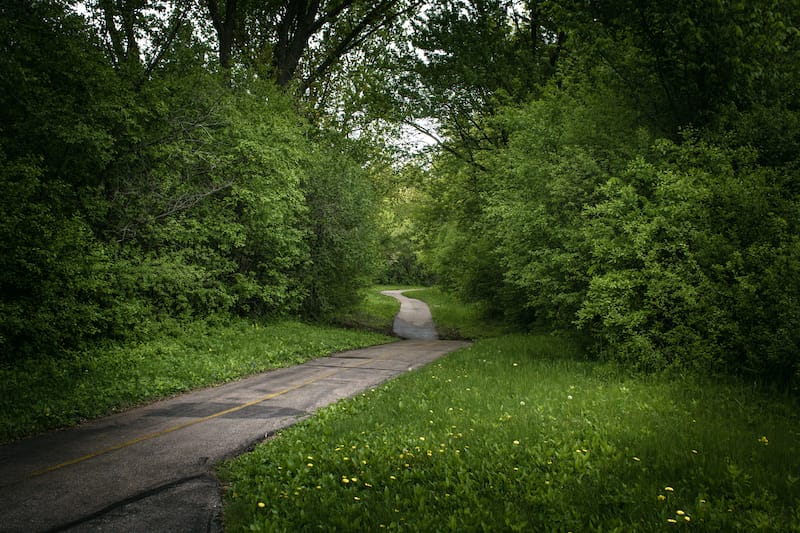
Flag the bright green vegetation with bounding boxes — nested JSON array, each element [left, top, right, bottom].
[[219, 334, 800, 531], [0, 320, 392, 443], [406, 288, 511, 340], [409, 2, 800, 389], [0, 2, 394, 365]]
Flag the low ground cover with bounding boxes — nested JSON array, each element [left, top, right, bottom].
[[0, 319, 392, 442], [220, 318, 800, 530]]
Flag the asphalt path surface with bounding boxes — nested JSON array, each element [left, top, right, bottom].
[[380, 290, 439, 340], [0, 291, 468, 532]]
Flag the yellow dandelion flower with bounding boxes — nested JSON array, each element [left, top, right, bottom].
[[513, 440, 520, 445], [354, 496, 361, 501], [658, 495, 666, 502], [633, 457, 641, 462], [667, 518, 677, 524], [665, 486, 674, 492], [257, 502, 265, 508], [684, 516, 691, 522], [676, 510, 685, 516]]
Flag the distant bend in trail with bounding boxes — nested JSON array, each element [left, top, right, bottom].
[[381, 290, 439, 341]]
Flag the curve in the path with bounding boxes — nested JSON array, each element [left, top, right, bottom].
[[381, 289, 439, 340]]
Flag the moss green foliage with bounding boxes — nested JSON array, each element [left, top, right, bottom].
[[413, 1, 800, 388], [219, 334, 800, 531], [0, 319, 392, 442], [0, 2, 381, 363]]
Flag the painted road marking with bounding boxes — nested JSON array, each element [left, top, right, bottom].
[[28, 355, 386, 479]]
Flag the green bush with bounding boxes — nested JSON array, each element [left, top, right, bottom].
[[577, 139, 800, 384]]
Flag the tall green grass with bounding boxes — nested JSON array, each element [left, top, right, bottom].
[[0, 319, 393, 442], [219, 334, 800, 531]]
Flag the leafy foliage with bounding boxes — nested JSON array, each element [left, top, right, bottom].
[[411, 0, 800, 388], [0, 1, 384, 362]]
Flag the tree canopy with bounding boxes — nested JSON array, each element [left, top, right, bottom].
[[2, 0, 799, 390]]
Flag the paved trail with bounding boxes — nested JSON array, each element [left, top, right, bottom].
[[380, 290, 439, 340], [0, 291, 467, 532]]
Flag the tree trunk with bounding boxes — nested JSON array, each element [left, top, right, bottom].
[[207, 0, 237, 69]]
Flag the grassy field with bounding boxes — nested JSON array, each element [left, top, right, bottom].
[[0, 318, 393, 442], [219, 291, 800, 531]]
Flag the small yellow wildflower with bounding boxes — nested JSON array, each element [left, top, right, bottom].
[[759, 436, 769, 445], [665, 486, 674, 492], [633, 457, 641, 462], [513, 440, 520, 445], [676, 510, 685, 516], [307, 463, 314, 468], [354, 496, 361, 501], [684, 516, 691, 522], [257, 502, 265, 508], [419, 436, 425, 442], [658, 495, 666, 502], [667, 518, 677, 524]]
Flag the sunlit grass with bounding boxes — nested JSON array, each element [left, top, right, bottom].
[[0, 319, 393, 442], [219, 334, 800, 531]]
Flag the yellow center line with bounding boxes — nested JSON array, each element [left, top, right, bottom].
[[28, 357, 380, 478]]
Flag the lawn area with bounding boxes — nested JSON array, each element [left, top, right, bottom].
[[0, 319, 393, 442], [219, 307, 800, 530]]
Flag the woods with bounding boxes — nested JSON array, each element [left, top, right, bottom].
[[408, 0, 800, 387], [0, 0, 386, 361], [2, 0, 800, 390]]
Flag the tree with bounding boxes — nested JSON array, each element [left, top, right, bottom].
[[204, 0, 422, 91]]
